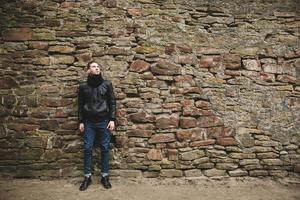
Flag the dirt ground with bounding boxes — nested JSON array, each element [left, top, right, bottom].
[[1, 176, 300, 200]]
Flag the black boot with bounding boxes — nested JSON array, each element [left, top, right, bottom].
[[79, 176, 92, 191], [101, 176, 112, 189]]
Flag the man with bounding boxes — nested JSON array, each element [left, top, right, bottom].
[[77, 61, 116, 191]]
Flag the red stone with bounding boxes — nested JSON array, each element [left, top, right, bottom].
[[176, 45, 193, 53], [129, 60, 150, 73], [195, 100, 210, 109], [182, 99, 194, 107], [179, 117, 197, 128], [174, 75, 193, 83], [190, 139, 216, 147], [175, 55, 198, 65], [197, 116, 223, 127], [216, 137, 237, 146], [148, 133, 176, 144], [29, 42, 48, 50], [176, 129, 193, 141], [147, 149, 163, 160], [200, 56, 214, 68], [156, 114, 179, 129], [196, 47, 228, 55], [276, 74, 296, 83], [207, 127, 225, 138], [165, 43, 176, 55], [167, 149, 178, 160], [127, 129, 153, 138], [0, 76, 19, 89], [128, 112, 155, 123], [259, 72, 275, 82], [182, 87, 203, 94], [2, 28, 32, 41], [151, 60, 181, 75]]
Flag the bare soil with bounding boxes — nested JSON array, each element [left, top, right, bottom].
[[1, 176, 300, 200]]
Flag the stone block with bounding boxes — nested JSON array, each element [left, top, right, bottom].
[[156, 114, 179, 129], [50, 55, 74, 64], [128, 112, 155, 123], [229, 153, 256, 159], [197, 116, 223, 128], [20, 149, 44, 160], [269, 170, 288, 177], [190, 139, 216, 147], [25, 137, 47, 148], [2, 28, 32, 41], [127, 8, 142, 17], [257, 152, 279, 159], [228, 169, 248, 177], [206, 149, 227, 158], [276, 74, 297, 83], [48, 45, 74, 53], [143, 171, 159, 178], [160, 169, 183, 177], [151, 60, 181, 75], [175, 55, 198, 65], [184, 169, 203, 177], [147, 149, 163, 161], [129, 60, 150, 73], [39, 120, 59, 131], [262, 64, 283, 74], [149, 133, 176, 144], [180, 149, 205, 161], [249, 170, 268, 177], [242, 59, 261, 71], [234, 128, 255, 148], [197, 163, 214, 169], [260, 159, 283, 166], [216, 137, 237, 146], [240, 159, 260, 165], [224, 54, 241, 70], [127, 129, 153, 138], [0, 76, 19, 89], [179, 117, 197, 129], [167, 149, 178, 161], [202, 169, 226, 177], [216, 163, 238, 170], [119, 170, 143, 178]]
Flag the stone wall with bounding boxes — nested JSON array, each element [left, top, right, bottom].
[[0, 0, 299, 179]]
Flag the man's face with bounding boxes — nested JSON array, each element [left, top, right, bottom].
[[87, 62, 101, 75]]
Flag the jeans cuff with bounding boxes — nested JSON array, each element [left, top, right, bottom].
[[101, 173, 108, 177]]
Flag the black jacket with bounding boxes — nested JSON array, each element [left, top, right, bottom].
[[78, 79, 116, 123]]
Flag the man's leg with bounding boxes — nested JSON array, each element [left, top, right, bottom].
[[98, 120, 112, 188], [80, 121, 95, 191]]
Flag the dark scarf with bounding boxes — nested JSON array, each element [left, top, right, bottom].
[[87, 74, 104, 87]]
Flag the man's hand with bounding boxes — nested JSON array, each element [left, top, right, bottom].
[[79, 123, 84, 133], [107, 121, 115, 132]]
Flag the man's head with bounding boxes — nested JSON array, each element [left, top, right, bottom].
[[87, 61, 102, 75]]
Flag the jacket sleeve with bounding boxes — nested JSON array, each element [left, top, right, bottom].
[[107, 81, 116, 121], [78, 83, 85, 123]]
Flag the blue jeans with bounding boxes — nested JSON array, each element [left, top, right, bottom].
[[83, 119, 111, 177]]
